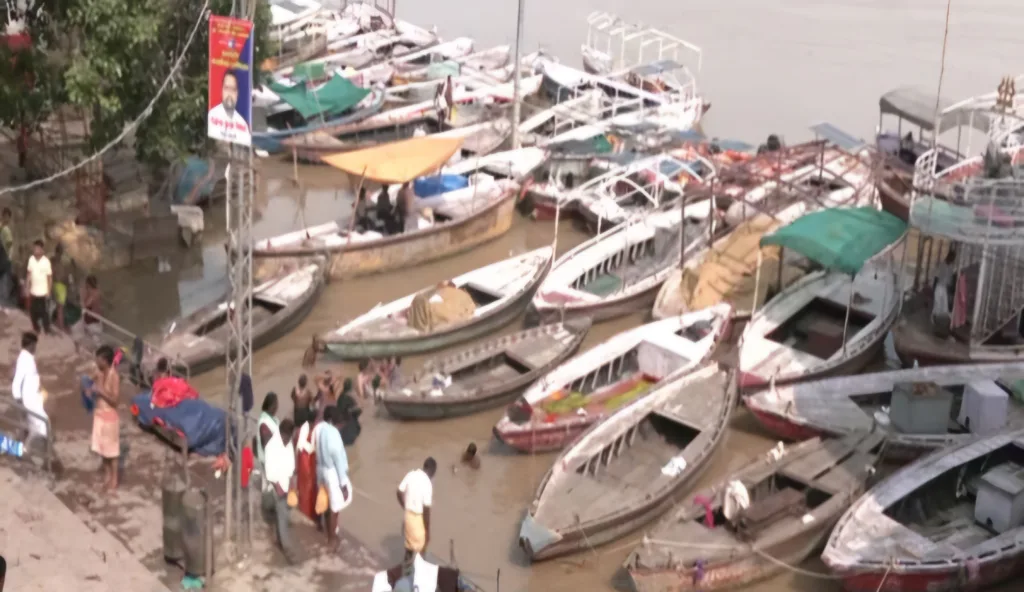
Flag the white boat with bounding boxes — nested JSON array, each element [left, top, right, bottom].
[[573, 153, 717, 232], [494, 304, 732, 454], [320, 247, 553, 359], [529, 208, 713, 324], [745, 362, 1024, 460], [738, 268, 900, 390], [822, 428, 1024, 592], [518, 364, 736, 561]]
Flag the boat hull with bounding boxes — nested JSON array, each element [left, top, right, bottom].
[[325, 269, 537, 360], [493, 420, 589, 454], [528, 281, 663, 326], [738, 330, 887, 393], [385, 383, 527, 420], [257, 192, 517, 279], [155, 266, 325, 377], [828, 555, 1024, 592], [520, 433, 724, 561], [628, 520, 834, 591]]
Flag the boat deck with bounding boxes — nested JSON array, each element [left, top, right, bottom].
[[893, 297, 976, 364], [534, 372, 727, 530]]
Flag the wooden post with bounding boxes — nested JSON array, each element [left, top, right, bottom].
[[841, 280, 854, 355]]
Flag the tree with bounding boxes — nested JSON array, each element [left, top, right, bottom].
[[4, 0, 272, 167]]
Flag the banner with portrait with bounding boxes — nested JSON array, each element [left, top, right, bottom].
[[208, 15, 254, 146]]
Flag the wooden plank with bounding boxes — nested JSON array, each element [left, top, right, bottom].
[[779, 439, 852, 483], [813, 451, 875, 494]]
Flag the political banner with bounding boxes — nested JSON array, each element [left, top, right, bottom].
[[208, 15, 254, 147]]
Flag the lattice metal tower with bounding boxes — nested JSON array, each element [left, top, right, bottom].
[[223, 0, 256, 554]]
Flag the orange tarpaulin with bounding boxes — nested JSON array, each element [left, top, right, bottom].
[[321, 136, 466, 184]]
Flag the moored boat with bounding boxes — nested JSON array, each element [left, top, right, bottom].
[[626, 431, 886, 591], [320, 247, 553, 359], [381, 319, 591, 420], [253, 136, 521, 279], [494, 303, 732, 453], [144, 257, 326, 376], [529, 208, 713, 324], [822, 427, 1024, 592], [745, 362, 1024, 461], [518, 364, 737, 561], [736, 208, 905, 390]]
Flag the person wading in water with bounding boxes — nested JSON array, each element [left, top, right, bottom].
[[397, 457, 437, 561]]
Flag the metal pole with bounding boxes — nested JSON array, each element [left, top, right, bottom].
[[224, 0, 256, 557], [510, 0, 525, 149]]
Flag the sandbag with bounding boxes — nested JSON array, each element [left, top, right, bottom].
[[407, 285, 476, 332], [723, 480, 751, 521]]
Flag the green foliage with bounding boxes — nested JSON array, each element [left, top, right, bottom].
[[0, 0, 272, 166]]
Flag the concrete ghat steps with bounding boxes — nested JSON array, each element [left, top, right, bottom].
[[0, 466, 173, 592]]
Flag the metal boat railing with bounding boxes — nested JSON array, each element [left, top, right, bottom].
[[0, 388, 54, 472], [73, 309, 191, 382], [584, 11, 702, 76]]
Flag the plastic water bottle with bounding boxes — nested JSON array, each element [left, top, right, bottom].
[[0, 434, 24, 458]]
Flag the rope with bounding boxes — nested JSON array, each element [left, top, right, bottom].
[[875, 561, 894, 592], [0, 0, 212, 197], [641, 537, 846, 581]]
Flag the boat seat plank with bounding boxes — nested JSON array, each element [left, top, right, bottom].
[[812, 451, 875, 494], [505, 330, 569, 369], [779, 439, 855, 483], [445, 364, 523, 398], [653, 373, 727, 431], [785, 394, 873, 433]]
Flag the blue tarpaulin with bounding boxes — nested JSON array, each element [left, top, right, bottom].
[[174, 157, 218, 205], [132, 391, 229, 457], [414, 174, 469, 197]]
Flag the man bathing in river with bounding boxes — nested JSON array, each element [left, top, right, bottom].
[[397, 457, 436, 560], [302, 334, 325, 368], [291, 374, 314, 427], [88, 345, 121, 490]]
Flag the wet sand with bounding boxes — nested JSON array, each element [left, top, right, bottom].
[[82, 2, 1024, 589]]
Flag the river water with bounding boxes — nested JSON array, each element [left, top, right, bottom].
[[99, 2, 1024, 590]]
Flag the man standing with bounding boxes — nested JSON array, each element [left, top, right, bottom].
[[0, 217, 10, 308], [11, 332, 48, 447], [89, 345, 121, 490], [263, 418, 298, 564], [397, 457, 437, 560], [317, 405, 352, 548], [0, 208, 14, 264], [50, 243, 74, 331], [25, 240, 51, 334]]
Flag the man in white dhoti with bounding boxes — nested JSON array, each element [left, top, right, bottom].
[[11, 331, 48, 442]]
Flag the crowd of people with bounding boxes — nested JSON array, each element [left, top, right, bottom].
[[353, 184, 435, 237]]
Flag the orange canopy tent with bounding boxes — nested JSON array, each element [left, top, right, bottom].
[[321, 136, 466, 185]]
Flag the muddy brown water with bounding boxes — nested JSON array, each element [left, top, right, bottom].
[[92, 2, 1024, 589]]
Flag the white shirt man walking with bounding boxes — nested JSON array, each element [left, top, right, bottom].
[[25, 240, 52, 334], [397, 456, 437, 562], [263, 418, 298, 564], [11, 331, 48, 443]]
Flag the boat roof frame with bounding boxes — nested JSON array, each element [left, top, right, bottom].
[[569, 152, 714, 206], [584, 11, 702, 77]]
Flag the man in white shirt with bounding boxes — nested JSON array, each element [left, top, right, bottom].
[[396, 457, 437, 560], [263, 418, 298, 564], [11, 331, 48, 443], [207, 70, 251, 147], [25, 240, 51, 334]]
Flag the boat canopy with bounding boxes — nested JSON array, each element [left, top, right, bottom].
[[548, 134, 615, 155], [760, 207, 907, 276], [879, 87, 991, 134], [270, 74, 370, 120], [322, 136, 466, 184], [629, 59, 684, 76]]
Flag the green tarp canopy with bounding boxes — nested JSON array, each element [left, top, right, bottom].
[[759, 207, 907, 275], [548, 134, 614, 155], [290, 61, 327, 83], [269, 73, 370, 120]]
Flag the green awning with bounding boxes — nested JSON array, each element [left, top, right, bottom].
[[759, 207, 907, 275], [290, 61, 327, 83], [269, 73, 370, 120]]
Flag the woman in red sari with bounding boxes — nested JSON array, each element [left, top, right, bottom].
[[294, 416, 320, 522]]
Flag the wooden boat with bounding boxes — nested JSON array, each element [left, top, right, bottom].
[[144, 257, 326, 376], [518, 364, 737, 561], [738, 268, 900, 390], [627, 431, 886, 591], [281, 75, 542, 148], [391, 44, 511, 84], [253, 87, 387, 155], [253, 186, 520, 280], [540, 60, 590, 104], [528, 208, 713, 324], [494, 304, 732, 453], [822, 427, 1024, 592], [745, 362, 1024, 461], [572, 153, 714, 233], [380, 319, 591, 420], [320, 247, 553, 359]]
